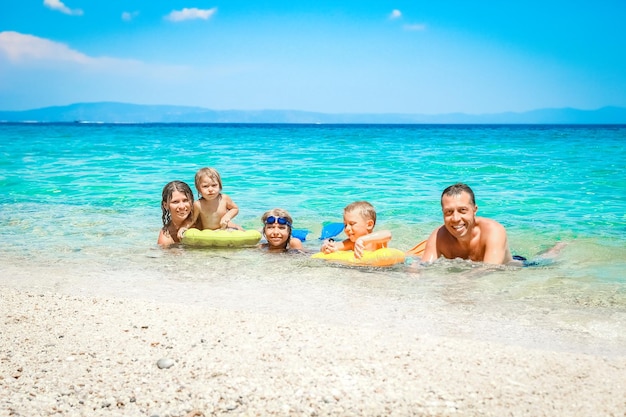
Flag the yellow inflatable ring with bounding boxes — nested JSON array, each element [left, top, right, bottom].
[[311, 248, 406, 267], [182, 228, 262, 248]]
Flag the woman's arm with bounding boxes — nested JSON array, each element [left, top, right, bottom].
[[158, 228, 174, 247]]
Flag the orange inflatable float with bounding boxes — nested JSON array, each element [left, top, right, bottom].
[[311, 248, 406, 267]]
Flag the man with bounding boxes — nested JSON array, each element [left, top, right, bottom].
[[421, 183, 514, 265]]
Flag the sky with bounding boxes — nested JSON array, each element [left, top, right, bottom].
[[1, 1, 625, 114]]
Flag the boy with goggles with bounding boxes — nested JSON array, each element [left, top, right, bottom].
[[261, 209, 303, 252]]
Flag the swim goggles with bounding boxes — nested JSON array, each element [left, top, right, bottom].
[[265, 216, 292, 227]]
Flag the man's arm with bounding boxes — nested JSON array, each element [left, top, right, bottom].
[[481, 220, 512, 265], [420, 227, 441, 263]]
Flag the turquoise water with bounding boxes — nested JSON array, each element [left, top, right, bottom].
[[1, 123, 625, 355]]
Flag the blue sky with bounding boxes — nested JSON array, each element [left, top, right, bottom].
[[1, 1, 625, 114]]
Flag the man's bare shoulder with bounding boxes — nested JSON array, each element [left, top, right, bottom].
[[475, 216, 509, 250], [475, 216, 506, 232]]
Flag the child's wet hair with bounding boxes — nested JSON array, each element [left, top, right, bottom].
[[344, 201, 377, 226], [194, 167, 223, 193]]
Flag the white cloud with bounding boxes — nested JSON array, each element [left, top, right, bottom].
[[0, 31, 156, 75], [0, 32, 213, 110], [389, 9, 426, 31], [122, 11, 140, 22], [0, 31, 189, 77], [43, 0, 83, 16], [165, 7, 217, 22], [0, 31, 91, 64], [389, 9, 402, 20], [403, 23, 427, 31]]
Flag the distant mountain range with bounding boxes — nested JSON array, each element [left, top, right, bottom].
[[1, 102, 625, 124]]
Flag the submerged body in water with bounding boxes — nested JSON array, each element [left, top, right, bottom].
[[1, 123, 625, 356]]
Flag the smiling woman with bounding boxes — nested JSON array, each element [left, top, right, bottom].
[[157, 180, 194, 247]]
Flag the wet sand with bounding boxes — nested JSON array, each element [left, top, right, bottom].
[[2, 287, 625, 416]]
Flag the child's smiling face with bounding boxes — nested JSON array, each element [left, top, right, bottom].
[[342, 210, 374, 242], [264, 222, 291, 249]]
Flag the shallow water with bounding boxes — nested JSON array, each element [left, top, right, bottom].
[[1, 123, 625, 356]]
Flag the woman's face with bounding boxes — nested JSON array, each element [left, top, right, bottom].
[[166, 190, 192, 225], [264, 222, 291, 249]]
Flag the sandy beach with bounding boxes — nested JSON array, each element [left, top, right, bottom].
[[1, 287, 625, 417]]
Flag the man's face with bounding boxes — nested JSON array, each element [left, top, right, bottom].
[[441, 191, 477, 239]]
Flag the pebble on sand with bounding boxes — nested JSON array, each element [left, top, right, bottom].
[[156, 358, 175, 369]]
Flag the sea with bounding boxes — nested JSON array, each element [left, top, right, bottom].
[[1, 123, 625, 356]]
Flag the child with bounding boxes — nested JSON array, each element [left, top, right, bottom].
[[158, 181, 194, 247], [320, 201, 391, 259], [261, 208, 303, 252], [187, 167, 243, 231]]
